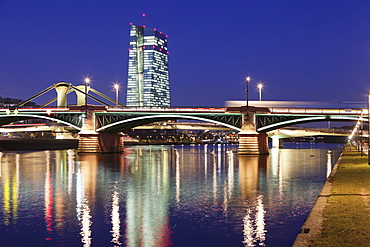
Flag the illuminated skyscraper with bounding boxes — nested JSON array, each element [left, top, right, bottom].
[[126, 24, 170, 107]]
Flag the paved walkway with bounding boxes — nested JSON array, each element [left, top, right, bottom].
[[294, 145, 370, 246]]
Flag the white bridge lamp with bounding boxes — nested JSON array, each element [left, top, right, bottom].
[[114, 83, 120, 107]]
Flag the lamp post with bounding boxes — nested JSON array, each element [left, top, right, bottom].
[[368, 90, 370, 165], [114, 84, 120, 107], [84, 77, 90, 119], [257, 83, 263, 101], [360, 116, 363, 156], [245, 76, 251, 123]]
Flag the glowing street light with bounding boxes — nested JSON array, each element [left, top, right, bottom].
[[257, 83, 263, 101], [84, 77, 90, 119], [246, 76, 251, 122], [114, 83, 120, 107], [368, 90, 370, 165]]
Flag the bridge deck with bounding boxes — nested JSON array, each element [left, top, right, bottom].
[[269, 108, 364, 115]]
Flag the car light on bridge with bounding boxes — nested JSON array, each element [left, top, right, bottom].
[[46, 109, 52, 115]]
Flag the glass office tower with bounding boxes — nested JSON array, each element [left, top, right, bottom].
[[126, 24, 170, 107]]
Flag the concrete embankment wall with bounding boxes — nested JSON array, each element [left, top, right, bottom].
[[0, 138, 78, 151], [293, 145, 368, 246], [293, 145, 346, 246]]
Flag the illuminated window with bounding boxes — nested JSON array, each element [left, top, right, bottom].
[[126, 24, 170, 107]]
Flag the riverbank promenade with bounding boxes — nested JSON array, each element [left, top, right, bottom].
[[294, 144, 370, 246]]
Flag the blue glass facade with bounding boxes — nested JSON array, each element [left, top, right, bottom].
[[126, 25, 170, 107]]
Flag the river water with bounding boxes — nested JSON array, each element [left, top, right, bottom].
[[0, 143, 343, 247]]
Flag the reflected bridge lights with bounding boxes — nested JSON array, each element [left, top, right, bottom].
[[243, 195, 266, 246], [327, 150, 332, 178], [348, 114, 364, 153], [80, 199, 92, 247], [111, 190, 122, 246]]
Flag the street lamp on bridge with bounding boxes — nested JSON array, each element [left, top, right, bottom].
[[84, 77, 90, 119], [257, 83, 263, 101], [245, 76, 251, 122], [114, 83, 120, 107], [368, 90, 370, 165]]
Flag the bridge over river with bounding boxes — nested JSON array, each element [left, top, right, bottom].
[[0, 82, 367, 154]]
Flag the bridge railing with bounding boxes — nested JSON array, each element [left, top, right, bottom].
[[0, 106, 231, 114], [269, 108, 365, 115], [106, 107, 228, 113], [162, 121, 227, 126], [0, 107, 71, 113]]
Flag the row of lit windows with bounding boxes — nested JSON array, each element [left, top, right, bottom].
[[128, 69, 168, 76], [129, 62, 168, 69], [127, 25, 170, 107], [128, 75, 169, 82], [128, 63, 168, 69]]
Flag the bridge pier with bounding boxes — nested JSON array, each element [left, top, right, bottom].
[[78, 134, 100, 153], [78, 133, 125, 153], [77, 110, 124, 153], [271, 136, 284, 148], [99, 133, 125, 153], [78, 111, 99, 153], [238, 123, 269, 155]]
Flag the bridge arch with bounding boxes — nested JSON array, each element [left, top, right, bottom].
[[256, 115, 361, 132], [0, 114, 82, 131], [96, 114, 242, 132]]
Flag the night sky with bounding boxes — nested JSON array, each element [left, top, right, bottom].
[[1, 1, 370, 107]]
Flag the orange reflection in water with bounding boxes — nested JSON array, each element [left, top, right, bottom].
[[76, 153, 98, 247], [238, 155, 267, 247]]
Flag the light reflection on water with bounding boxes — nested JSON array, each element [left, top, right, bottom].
[[111, 190, 121, 246], [0, 143, 342, 247]]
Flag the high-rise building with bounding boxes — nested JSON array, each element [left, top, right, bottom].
[[126, 24, 170, 107]]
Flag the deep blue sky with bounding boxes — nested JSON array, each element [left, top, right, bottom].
[[1, 0, 370, 107]]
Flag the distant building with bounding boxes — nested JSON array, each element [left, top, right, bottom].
[[126, 24, 170, 107]]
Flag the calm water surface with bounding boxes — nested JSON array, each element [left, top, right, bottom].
[[0, 143, 343, 247]]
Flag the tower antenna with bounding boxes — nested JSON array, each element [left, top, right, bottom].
[[142, 13, 146, 27]]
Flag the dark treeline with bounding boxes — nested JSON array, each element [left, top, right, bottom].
[[0, 97, 37, 107]]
